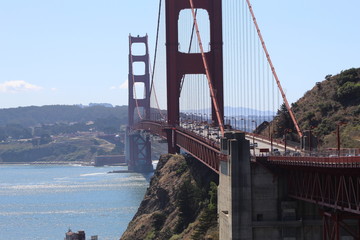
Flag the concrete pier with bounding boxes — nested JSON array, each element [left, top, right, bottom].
[[219, 132, 252, 240], [218, 132, 322, 240]]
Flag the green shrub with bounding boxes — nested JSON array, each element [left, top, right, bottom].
[[192, 182, 218, 240], [325, 74, 332, 80], [152, 212, 167, 231], [337, 82, 360, 105], [336, 68, 359, 85], [176, 162, 188, 175], [169, 234, 181, 240], [175, 179, 202, 233], [144, 230, 156, 240]]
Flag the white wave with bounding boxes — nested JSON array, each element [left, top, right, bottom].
[[0, 206, 137, 216], [69, 164, 83, 167], [80, 172, 107, 177], [0, 182, 148, 196]]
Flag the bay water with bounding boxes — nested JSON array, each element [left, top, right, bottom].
[[0, 164, 151, 240]]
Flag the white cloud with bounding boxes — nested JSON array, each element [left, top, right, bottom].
[[50, 88, 58, 91], [110, 80, 128, 90], [0, 80, 43, 93], [120, 81, 128, 89]]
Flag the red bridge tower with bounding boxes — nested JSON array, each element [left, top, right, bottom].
[[126, 35, 153, 172], [165, 0, 224, 153]]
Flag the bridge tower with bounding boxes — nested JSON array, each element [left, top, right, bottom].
[[126, 34, 153, 172], [165, 0, 224, 153]]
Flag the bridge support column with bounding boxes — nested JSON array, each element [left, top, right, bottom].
[[127, 35, 152, 172], [127, 130, 152, 172], [219, 132, 252, 240], [165, 127, 179, 154]]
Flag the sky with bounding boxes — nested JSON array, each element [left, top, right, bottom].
[[0, 0, 359, 109]]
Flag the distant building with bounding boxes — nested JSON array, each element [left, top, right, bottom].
[[64, 229, 85, 240]]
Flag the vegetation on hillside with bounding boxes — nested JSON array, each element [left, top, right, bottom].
[[121, 154, 219, 240], [0, 133, 115, 163], [0, 105, 127, 142], [269, 67, 360, 148], [0, 104, 128, 162], [0, 105, 128, 127]]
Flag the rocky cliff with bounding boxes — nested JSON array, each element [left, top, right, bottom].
[[121, 154, 219, 240]]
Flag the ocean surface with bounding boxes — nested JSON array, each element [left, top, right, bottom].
[[0, 164, 152, 240]]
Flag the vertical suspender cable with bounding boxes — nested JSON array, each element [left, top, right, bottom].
[[231, 0, 235, 120], [236, 0, 240, 125], [242, 0, 245, 123], [245, 0, 303, 137], [188, 0, 224, 135], [150, 0, 165, 120]]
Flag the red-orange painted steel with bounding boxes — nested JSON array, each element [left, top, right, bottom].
[[188, 0, 225, 135], [287, 170, 360, 215], [134, 121, 222, 173], [128, 35, 152, 170], [165, 0, 224, 153], [128, 35, 151, 126], [268, 156, 360, 168]]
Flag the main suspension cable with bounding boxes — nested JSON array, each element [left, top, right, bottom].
[[149, 0, 166, 120]]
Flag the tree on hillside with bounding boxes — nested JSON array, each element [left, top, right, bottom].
[[274, 104, 295, 139]]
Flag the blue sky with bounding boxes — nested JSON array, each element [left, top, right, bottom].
[[0, 0, 359, 109]]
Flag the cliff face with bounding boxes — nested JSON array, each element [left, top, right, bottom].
[[121, 154, 219, 240]]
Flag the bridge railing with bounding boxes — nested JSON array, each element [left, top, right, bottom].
[[132, 121, 168, 139], [133, 120, 223, 173], [268, 156, 360, 168]]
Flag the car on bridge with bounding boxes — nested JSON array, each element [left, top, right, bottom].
[[273, 148, 281, 156]]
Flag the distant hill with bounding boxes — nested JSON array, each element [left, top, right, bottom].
[[269, 67, 360, 148], [182, 107, 275, 117], [0, 105, 128, 127]]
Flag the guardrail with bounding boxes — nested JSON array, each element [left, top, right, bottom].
[[267, 156, 360, 168]]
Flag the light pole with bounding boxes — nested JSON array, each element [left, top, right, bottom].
[[251, 120, 257, 133], [309, 129, 312, 152], [284, 129, 290, 154], [268, 121, 271, 140], [241, 118, 246, 132], [336, 122, 346, 156], [252, 120, 257, 156]]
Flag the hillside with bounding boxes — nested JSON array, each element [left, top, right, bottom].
[[0, 132, 115, 163], [0, 105, 128, 127], [270, 67, 360, 148], [0, 104, 128, 163], [121, 154, 219, 240]]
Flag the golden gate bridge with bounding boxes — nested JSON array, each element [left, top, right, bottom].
[[126, 0, 360, 239]]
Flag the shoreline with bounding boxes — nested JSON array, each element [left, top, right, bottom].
[[0, 161, 94, 166], [0, 161, 130, 168]]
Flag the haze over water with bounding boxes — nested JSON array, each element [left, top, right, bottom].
[[0, 164, 150, 240]]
